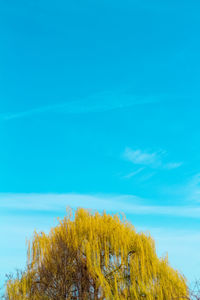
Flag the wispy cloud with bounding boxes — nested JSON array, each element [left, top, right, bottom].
[[123, 148, 182, 170], [164, 162, 183, 170], [159, 173, 200, 203], [185, 173, 200, 202], [0, 92, 159, 121], [123, 167, 145, 179], [0, 193, 200, 218], [124, 148, 158, 166]]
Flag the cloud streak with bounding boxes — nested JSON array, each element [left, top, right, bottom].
[[123, 148, 182, 170], [187, 173, 200, 202], [0, 92, 160, 121], [0, 193, 200, 218], [123, 167, 145, 179], [159, 173, 200, 203]]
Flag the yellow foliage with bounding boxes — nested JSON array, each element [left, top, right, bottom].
[[6, 208, 189, 299]]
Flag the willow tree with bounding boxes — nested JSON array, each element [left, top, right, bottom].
[[6, 208, 188, 299]]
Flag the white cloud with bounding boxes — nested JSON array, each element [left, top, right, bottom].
[[123, 147, 182, 170], [164, 162, 183, 170], [124, 148, 157, 165], [157, 172, 200, 204], [186, 173, 200, 202], [0, 92, 159, 121], [0, 193, 200, 218], [123, 167, 145, 179]]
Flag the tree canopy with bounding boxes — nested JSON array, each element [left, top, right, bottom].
[[6, 208, 188, 299]]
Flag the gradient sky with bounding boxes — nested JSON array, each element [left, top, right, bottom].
[[1, 0, 200, 286]]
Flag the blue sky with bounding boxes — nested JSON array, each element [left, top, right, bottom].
[[1, 0, 200, 285]]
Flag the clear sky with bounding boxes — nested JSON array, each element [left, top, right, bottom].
[[1, 0, 200, 285]]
